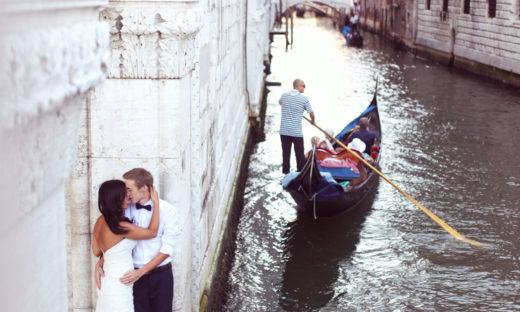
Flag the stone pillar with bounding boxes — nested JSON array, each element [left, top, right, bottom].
[[247, 0, 275, 117], [83, 1, 202, 311], [0, 1, 109, 311], [67, 97, 95, 312]]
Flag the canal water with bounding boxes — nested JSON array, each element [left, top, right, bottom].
[[222, 16, 520, 311]]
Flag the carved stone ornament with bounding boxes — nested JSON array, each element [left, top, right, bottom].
[[100, 4, 203, 79], [0, 21, 110, 131]]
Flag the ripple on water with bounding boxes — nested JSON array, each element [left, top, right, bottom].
[[222, 16, 520, 312]]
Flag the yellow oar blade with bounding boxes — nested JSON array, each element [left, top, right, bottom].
[[303, 116, 484, 248]]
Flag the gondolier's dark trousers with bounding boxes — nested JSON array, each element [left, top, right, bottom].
[[281, 135, 305, 174]]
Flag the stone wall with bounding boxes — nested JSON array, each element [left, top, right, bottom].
[[66, 0, 273, 311], [361, 0, 520, 83], [415, 0, 520, 77], [248, 0, 276, 115], [0, 0, 272, 309], [0, 1, 109, 311]]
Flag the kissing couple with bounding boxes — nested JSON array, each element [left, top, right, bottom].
[[92, 168, 178, 312]]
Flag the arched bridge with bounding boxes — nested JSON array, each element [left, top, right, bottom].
[[283, 0, 351, 13]]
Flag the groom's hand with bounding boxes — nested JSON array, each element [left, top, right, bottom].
[[120, 269, 145, 286], [95, 258, 105, 290]]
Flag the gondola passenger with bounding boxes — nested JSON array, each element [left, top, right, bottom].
[[345, 138, 367, 188], [348, 117, 379, 154]]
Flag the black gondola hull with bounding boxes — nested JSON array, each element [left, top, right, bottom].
[[347, 35, 363, 47], [285, 164, 380, 218]]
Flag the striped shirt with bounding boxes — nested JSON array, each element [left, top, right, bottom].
[[279, 89, 313, 137]]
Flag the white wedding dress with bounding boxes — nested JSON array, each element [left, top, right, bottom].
[[95, 238, 137, 312]]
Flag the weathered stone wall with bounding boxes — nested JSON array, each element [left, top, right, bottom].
[[0, 0, 272, 309], [453, 1, 519, 73], [195, 0, 250, 308], [66, 0, 274, 311], [416, 0, 520, 75], [0, 1, 109, 311], [247, 0, 276, 115], [361, 0, 520, 82], [361, 0, 385, 33]]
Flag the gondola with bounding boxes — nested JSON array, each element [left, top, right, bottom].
[[346, 33, 363, 47], [283, 84, 381, 218]]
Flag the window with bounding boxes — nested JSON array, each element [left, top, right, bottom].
[[488, 0, 496, 17], [463, 0, 470, 14], [426, 0, 431, 10], [440, 0, 449, 20]]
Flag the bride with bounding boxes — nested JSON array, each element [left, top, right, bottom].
[[92, 180, 160, 312]]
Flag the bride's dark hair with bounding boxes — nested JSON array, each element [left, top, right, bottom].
[[98, 180, 132, 234]]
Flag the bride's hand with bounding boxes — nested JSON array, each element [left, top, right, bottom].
[[150, 185, 159, 203]]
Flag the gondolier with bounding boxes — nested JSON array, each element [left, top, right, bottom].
[[284, 82, 381, 218], [279, 79, 315, 174]]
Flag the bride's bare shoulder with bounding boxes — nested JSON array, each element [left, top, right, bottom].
[[93, 216, 107, 234]]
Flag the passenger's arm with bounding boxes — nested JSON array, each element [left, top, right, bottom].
[[358, 163, 367, 180], [121, 186, 160, 240], [348, 162, 367, 188]]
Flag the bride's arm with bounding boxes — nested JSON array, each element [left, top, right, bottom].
[[94, 256, 105, 289], [92, 218, 102, 257], [120, 186, 160, 240]]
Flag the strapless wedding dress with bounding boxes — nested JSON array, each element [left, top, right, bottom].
[[95, 238, 137, 312]]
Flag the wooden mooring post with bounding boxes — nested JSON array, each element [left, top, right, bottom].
[[269, 1, 292, 51]]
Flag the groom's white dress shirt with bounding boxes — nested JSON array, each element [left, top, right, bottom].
[[124, 198, 178, 268]]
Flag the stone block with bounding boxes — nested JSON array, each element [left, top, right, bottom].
[[159, 158, 191, 216], [157, 77, 193, 158], [90, 79, 161, 158], [68, 174, 91, 234], [1, 99, 83, 227], [70, 232, 93, 309], [0, 188, 67, 312]]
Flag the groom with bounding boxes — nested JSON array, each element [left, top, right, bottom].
[[95, 168, 178, 312]]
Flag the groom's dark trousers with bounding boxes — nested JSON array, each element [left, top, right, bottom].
[[133, 263, 174, 312]]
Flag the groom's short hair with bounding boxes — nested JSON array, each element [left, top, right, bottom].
[[123, 168, 153, 190]]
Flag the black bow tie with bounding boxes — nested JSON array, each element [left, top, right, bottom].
[[136, 203, 152, 211]]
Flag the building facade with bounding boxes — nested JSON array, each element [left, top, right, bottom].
[[0, 0, 110, 311], [1, 0, 274, 311], [360, 0, 520, 84]]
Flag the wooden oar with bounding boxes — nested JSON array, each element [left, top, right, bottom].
[[303, 116, 484, 248]]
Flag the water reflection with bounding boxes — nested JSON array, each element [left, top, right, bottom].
[[279, 186, 378, 311], [222, 15, 520, 312]]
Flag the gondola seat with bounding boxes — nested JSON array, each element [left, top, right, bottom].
[[318, 166, 360, 181]]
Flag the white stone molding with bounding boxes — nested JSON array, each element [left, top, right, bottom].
[[100, 3, 203, 79], [0, 3, 109, 311], [0, 21, 109, 132]]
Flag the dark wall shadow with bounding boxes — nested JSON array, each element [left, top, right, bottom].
[[278, 182, 379, 311]]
